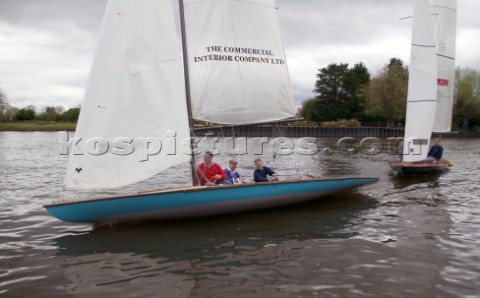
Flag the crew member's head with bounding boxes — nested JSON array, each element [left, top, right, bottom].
[[203, 151, 214, 163], [254, 158, 263, 170], [229, 159, 238, 171]]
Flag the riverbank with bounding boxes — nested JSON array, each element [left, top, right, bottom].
[[0, 121, 76, 131], [195, 125, 480, 138], [1, 122, 479, 138]]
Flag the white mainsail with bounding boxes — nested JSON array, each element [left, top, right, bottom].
[[403, 0, 438, 162], [184, 0, 296, 125], [65, 0, 191, 190], [431, 0, 457, 132]]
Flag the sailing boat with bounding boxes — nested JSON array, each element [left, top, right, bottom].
[[431, 0, 457, 133], [44, 0, 378, 223], [389, 0, 455, 174]]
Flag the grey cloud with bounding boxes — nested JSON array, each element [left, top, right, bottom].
[[0, 0, 478, 109], [0, 0, 106, 30]]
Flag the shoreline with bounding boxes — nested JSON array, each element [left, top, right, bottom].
[[1, 122, 478, 138], [0, 122, 76, 132]]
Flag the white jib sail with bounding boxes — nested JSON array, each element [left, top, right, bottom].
[[403, 0, 438, 162], [65, 0, 191, 190], [184, 0, 296, 125], [431, 0, 457, 132]]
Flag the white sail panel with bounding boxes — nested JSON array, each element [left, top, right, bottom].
[[65, 0, 191, 190], [431, 0, 457, 132], [184, 0, 296, 125], [403, 0, 438, 162]]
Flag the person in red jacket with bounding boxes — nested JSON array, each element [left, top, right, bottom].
[[196, 151, 231, 186]]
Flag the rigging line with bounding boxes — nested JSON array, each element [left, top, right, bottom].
[[179, 0, 198, 186]]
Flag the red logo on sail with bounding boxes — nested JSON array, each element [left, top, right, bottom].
[[437, 79, 449, 86]]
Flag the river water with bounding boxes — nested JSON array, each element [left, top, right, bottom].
[[0, 132, 479, 297]]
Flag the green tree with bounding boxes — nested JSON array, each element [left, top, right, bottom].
[[45, 106, 57, 122], [15, 108, 36, 121], [453, 67, 480, 130], [62, 107, 81, 122], [0, 88, 7, 122], [343, 63, 371, 117], [302, 62, 370, 122], [4, 106, 18, 122], [365, 58, 408, 126]]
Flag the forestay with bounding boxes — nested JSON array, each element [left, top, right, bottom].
[[431, 0, 457, 132], [403, 0, 438, 162], [65, 0, 191, 190], [184, 0, 296, 125]]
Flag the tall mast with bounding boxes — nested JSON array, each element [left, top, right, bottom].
[[178, 0, 197, 186]]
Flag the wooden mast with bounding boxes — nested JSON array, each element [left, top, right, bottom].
[[178, 0, 198, 186]]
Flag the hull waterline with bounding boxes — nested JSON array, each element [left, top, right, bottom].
[[389, 159, 452, 174], [44, 178, 378, 223]]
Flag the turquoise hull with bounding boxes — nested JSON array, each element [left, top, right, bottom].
[[44, 178, 378, 223]]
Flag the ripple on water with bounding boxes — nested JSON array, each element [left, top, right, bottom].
[[0, 133, 480, 297]]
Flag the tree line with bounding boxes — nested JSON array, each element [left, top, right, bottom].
[[1, 61, 479, 131], [0, 90, 80, 123], [301, 58, 480, 131]]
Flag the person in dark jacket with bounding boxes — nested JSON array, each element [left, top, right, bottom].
[[253, 159, 278, 183], [424, 138, 444, 162]]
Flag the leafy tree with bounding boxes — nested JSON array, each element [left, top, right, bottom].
[[3, 106, 18, 122], [62, 107, 81, 122], [365, 58, 408, 126], [302, 62, 370, 122], [453, 67, 480, 130], [300, 98, 317, 121], [343, 63, 371, 117], [0, 88, 7, 122], [15, 108, 36, 121], [45, 106, 57, 122]]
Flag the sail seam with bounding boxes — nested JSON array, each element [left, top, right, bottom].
[[408, 99, 437, 103], [232, 0, 277, 10], [437, 53, 455, 61], [412, 43, 436, 48], [430, 5, 456, 12], [184, 0, 277, 10]]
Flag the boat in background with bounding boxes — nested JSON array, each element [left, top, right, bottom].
[[390, 0, 455, 174], [389, 160, 452, 174], [45, 0, 378, 223]]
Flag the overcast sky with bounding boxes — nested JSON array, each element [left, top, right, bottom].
[[0, 0, 479, 110]]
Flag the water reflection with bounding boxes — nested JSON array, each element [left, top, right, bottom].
[[389, 172, 443, 189], [55, 193, 376, 258], [51, 193, 375, 295], [2, 133, 480, 297]]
